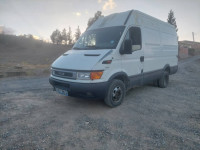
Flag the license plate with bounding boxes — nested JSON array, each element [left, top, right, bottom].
[[55, 88, 68, 96]]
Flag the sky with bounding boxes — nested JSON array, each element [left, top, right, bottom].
[[0, 0, 200, 42]]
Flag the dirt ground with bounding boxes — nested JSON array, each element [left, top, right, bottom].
[[0, 56, 200, 150], [0, 34, 71, 78]]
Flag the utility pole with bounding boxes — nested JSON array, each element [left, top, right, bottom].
[[192, 32, 195, 42]]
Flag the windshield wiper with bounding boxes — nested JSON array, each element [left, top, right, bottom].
[[73, 46, 99, 50], [85, 45, 101, 49], [73, 46, 110, 50]]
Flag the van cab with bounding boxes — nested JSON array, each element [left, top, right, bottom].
[[49, 10, 178, 107]]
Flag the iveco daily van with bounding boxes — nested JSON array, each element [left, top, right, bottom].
[[49, 10, 178, 107]]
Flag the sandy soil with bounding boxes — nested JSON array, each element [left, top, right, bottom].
[[0, 56, 200, 149], [0, 34, 72, 78]]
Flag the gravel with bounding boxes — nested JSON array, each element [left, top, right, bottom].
[[0, 56, 200, 150]]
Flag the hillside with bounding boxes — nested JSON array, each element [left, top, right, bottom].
[[0, 34, 72, 78]]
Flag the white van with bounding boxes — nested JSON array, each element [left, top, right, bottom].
[[49, 10, 178, 107]]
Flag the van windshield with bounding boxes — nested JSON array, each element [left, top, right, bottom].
[[73, 26, 125, 50]]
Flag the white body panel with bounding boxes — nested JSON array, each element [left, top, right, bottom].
[[52, 49, 110, 70], [51, 10, 178, 84]]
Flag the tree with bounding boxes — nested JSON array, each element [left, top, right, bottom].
[[51, 32, 55, 44], [67, 27, 73, 45], [167, 10, 178, 32], [61, 28, 67, 44], [50, 30, 57, 44], [27, 34, 33, 39], [74, 26, 81, 42], [57, 31, 62, 44], [87, 11, 103, 29], [50, 29, 62, 44], [0, 26, 15, 35]]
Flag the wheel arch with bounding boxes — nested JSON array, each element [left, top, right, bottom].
[[108, 72, 130, 89], [163, 64, 170, 73]]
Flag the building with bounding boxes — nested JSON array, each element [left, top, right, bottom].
[[179, 41, 200, 58]]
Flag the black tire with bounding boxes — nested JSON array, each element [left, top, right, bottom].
[[158, 71, 169, 88], [153, 80, 159, 87], [104, 79, 125, 107]]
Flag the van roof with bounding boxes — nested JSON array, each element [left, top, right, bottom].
[[88, 10, 175, 31], [88, 10, 131, 30]]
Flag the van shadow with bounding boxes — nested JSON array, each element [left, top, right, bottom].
[[53, 94, 107, 110], [52, 83, 157, 110]]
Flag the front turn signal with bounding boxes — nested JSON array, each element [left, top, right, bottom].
[[90, 71, 103, 80]]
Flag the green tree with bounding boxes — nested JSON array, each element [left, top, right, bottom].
[[50, 29, 62, 44], [87, 11, 103, 29], [67, 27, 73, 45], [167, 10, 178, 32], [74, 26, 81, 42], [61, 28, 67, 44]]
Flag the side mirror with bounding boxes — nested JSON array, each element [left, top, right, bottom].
[[120, 39, 132, 54]]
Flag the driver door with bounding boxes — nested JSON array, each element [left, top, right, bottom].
[[121, 26, 144, 86]]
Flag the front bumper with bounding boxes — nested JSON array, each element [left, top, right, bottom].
[[49, 77, 109, 99]]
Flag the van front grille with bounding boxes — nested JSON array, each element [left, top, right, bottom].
[[54, 71, 73, 77], [52, 69, 76, 79]]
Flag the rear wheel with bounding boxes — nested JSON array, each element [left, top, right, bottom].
[[104, 79, 125, 107], [158, 71, 169, 88]]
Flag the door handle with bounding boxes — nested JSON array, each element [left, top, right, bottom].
[[140, 56, 144, 62]]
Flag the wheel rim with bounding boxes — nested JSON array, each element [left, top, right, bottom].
[[112, 86, 122, 102]]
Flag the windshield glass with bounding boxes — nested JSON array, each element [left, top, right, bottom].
[[73, 26, 125, 50]]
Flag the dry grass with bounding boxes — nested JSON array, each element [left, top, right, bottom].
[[0, 34, 72, 78]]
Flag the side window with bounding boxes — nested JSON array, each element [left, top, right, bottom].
[[129, 27, 142, 51]]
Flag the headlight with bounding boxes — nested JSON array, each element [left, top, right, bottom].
[[77, 72, 90, 80], [77, 71, 103, 80], [51, 70, 55, 75]]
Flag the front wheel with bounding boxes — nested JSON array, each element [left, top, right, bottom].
[[104, 79, 125, 108]]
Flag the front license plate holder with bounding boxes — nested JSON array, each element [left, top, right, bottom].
[[55, 87, 68, 96]]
